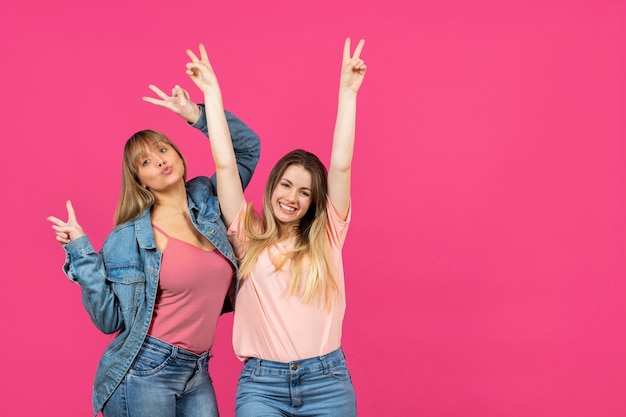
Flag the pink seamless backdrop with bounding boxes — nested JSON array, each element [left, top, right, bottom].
[[2, 0, 625, 416]]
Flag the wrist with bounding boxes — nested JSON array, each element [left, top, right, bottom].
[[186, 104, 201, 124], [338, 88, 358, 100]]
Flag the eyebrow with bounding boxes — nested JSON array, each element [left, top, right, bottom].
[[281, 178, 311, 191], [134, 143, 168, 161]]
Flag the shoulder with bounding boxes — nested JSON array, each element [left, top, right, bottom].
[[326, 197, 351, 224], [101, 210, 152, 257], [104, 222, 135, 245]]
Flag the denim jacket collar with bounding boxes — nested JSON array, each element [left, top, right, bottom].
[[134, 209, 156, 250]]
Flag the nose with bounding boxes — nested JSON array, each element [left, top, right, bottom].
[[286, 188, 297, 201]]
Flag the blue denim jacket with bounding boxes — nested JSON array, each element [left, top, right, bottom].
[[62, 107, 260, 416]]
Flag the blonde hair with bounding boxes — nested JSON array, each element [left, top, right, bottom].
[[237, 150, 338, 307], [114, 130, 187, 226]]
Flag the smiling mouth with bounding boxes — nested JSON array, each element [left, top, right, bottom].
[[279, 202, 296, 212]]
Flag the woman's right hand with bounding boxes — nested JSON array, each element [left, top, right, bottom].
[[47, 200, 85, 245], [142, 84, 201, 124]]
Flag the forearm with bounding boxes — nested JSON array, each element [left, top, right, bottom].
[[202, 89, 248, 226], [63, 236, 124, 334], [328, 88, 358, 218], [330, 88, 358, 172], [190, 104, 260, 189], [203, 93, 237, 172]]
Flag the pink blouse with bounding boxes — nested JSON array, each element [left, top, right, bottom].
[[148, 224, 234, 354], [227, 198, 351, 362]]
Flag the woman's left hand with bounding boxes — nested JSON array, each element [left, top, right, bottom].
[[142, 84, 201, 124], [340, 38, 367, 93]]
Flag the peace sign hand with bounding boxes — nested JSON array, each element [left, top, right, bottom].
[[340, 38, 367, 93], [47, 200, 85, 245], [142, 84, 201, 124], [185, 43, 221, 95]]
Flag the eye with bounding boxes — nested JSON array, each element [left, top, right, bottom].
[[280, 182, 290, 189], [158, 147, 167, 153], [300, 190, 310, 197], [141, 159, 150, 167]]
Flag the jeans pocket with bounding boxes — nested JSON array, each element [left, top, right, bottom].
[[128, 343, 174, 376], [329, 360, 352, 381], [238, 364, 256, 384]]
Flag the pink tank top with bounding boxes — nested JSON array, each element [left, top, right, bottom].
[[148, 224, 234, 354]]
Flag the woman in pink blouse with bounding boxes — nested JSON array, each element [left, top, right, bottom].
[[185, 38, 366, 417]]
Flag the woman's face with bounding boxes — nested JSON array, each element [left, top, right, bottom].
[[136, 142, 185, 192], [270, 164, 313, 227]]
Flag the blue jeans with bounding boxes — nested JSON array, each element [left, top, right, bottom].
[[103, 336, 219, 417], [236, 348, 356, 417]]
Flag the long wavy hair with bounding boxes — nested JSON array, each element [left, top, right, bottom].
[[237, 149, 338, 307], [114, 130, 187, 226]]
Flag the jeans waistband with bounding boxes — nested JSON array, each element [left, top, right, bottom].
[[143, 335, 210, 362], [246, 347, 346, 375]]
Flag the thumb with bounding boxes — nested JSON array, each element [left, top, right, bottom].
[[173, 85, 188, 105]]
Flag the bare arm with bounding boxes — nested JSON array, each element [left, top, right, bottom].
[[328, 38, 367, 219], [185, 44, 244, 228]]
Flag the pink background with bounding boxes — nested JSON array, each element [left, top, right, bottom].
[[2, 0, 625, 416]]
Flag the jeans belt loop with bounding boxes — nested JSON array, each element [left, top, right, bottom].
[[254, 358, 261, 376], [320, 352, 330, 375]]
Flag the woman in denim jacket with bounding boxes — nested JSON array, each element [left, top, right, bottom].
[[47, 86, 260, 417]]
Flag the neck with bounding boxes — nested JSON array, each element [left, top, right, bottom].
[[151, 183, 188, 217], [278, 223, 299, 240]]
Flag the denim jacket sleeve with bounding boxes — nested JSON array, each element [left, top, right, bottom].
[[62, 235, 124, 334], [190, 105, 260, 190]]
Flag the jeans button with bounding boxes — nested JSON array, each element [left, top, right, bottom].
[[291, 364, 298, 371]]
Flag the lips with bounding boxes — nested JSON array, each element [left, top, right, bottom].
[[161, 166, 172, 175], [279, 202, 296, 213]]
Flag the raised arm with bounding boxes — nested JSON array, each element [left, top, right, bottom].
[[192, 105, 260, 191], [185, 43, 246, 228], [328, 38, 367, 220], [143, 84, 260, 192]]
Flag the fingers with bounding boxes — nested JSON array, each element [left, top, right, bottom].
[[46, 215, 65, 226], [51, 225, 71, 241], [343, 37, 351, 60], [142, 96, 169, 108], [352, 39, 365, 59], [47, 216, 71, 244], [186, 48, 200, 62], [56, 234, 71, 244], [66, 200, 77, 223], [351, 58, 366, 71], [147, 84, 168, 99], [142, 84, 172, 108], [198, 43, 211, 65], [172, 85, 190, 100], [343, 37, 365, 60], [48, 201, 86, 244], [186, 61, 212, 79], [172, 85, 189, 105], [185, 62, 199, 78]]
